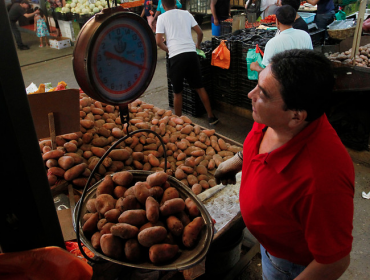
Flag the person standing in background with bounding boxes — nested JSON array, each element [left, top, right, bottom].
[[210, 0, 230, 36], [151, 0, 182, 29], [141, 0, 158, 33], [8, 0, 40, 50], [278, 0, 308, 32], [306, 0, 334, 39], [156, 0, 219, 125], [46, 0, 65, 37]]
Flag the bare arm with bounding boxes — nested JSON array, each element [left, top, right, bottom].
[[250, 61, 264, 73], [24, 10, 39, 18], [156, 33, 168, 53], [192, 25, 203, 49], [210, 0, 218, 25], [306, 0, 320, 5], [295, 255, 350, 280]]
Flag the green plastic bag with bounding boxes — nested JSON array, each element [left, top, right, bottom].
[[247, 45, 264, 80], [196, 49, 206, 58], [335, 10, 346, 20]]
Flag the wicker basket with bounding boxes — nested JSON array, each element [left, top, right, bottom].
[[328, 26, 356, 40]]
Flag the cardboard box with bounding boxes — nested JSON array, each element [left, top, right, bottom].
[[58, 20, 77, 42], [49, 37, 71, 50]]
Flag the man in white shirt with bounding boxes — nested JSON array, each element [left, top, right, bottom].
[[156, 0, 219, 125], [250, 5, 313, 73]]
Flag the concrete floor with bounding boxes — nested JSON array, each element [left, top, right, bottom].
[[15, 22, 370, 279]]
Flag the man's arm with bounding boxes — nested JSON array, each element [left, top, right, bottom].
[[250, 61, 264, 73], [156, 33, 168, 53], [295, 255, 350, 280], [210, 0, 219, 25], [192, 25, 203, 50], [24, 9, 39, 18], [306, 0, 320, 5]]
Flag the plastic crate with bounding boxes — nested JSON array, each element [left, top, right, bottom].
[[298, 12, 315, 24], [309, 28, 325, 46], [220, 21, 232, 36]]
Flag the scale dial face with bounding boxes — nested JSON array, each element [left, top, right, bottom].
[[87, 12, 156, 105]]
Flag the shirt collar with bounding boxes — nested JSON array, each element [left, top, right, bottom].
[[263, 114, 326, 173], [280, 28, 294, 34]]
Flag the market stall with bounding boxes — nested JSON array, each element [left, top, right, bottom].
[[1, 2, 261, 279]]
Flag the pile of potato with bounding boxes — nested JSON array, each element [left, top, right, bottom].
[[82, 170, 206, 264], [40, 91, 242, 194], [325, 44, 370, 67]]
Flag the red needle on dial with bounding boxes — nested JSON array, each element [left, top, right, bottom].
[[104, 51, 146, 70]]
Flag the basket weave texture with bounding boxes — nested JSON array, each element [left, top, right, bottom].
[[328, 26, 356, 40]]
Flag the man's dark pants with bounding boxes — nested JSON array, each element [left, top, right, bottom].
[[10, 21, 24, 47]]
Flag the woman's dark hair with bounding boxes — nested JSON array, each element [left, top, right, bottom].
[[276, 5, 296, 25], [270, 49, 335, 122], [162, 0, 176, 8], [281, 0, 300, 11]]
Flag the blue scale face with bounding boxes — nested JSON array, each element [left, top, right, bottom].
[[90, 17, 154, 104]]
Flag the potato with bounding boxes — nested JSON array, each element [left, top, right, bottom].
[[112, 171, 134, 187], [58, 155, 75, 170], [182, 217, 204, 248], [116, 195, 138, 212], [139, 221, 165, 232], [118, 209, 147, 227], [97, 218, 107, 231], [125, 239, 142, 262], [146, 171, 168, 187], [64, 163, 87, 181], [185, 198, 200, 217], [110, 223, 139, 239], [91, 231, 102, 249], [82, 212, 99, 235], [86, 198, 97, 213], [95, 194, 116, 215], [138, 226, 167, 247], [166, 216, 184, 236], [191, 184, 202, 195], [148, 186, 164, 199], [176, 211, 191, 227], [113, 186, 127, 198], [100, 233, 123, 259], [104, 208, 121, 223], [96, 175, 114, 196], [160, 187, 179, 205], [98, 222, 114, 235], [146, 196, 159, 223], [108, 149, 130, 161], [160, 198, 185, 216], [149, 244, 179, 264], [133, 182, 150, 204], [42, 149, 64, 161]]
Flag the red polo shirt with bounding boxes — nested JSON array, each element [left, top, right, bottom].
[[239, 114, 354, 266]]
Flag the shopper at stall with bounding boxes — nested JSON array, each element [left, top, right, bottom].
[[156, 0, 219, 125], [250, 5, 312, 72], [210, 0, 230, 36], [306, 0, 335, 39], [8, 0, 40, 50], [141, 0, 158, 33], [46, 0, 65, 37], [215, 49, 354, 280], [277, 0, 309, 31]]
